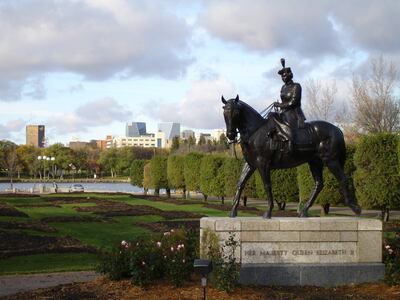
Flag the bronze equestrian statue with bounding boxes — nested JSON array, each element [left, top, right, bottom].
[[222, 59, 361, 219]]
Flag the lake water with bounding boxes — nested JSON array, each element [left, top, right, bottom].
[[0, 182, 144, 193]]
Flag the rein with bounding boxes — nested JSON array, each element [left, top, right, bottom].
[[227, 101, 276, 160]]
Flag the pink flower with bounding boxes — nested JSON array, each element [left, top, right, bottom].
[[142, 261, 146, 266], [170, 229, 175, 233], [385, 245, 391, 249], [156, 241, 162, 248], [171, 246, 174, 252], [121, 240, 128, 247], [389, 249, 394, 255], [182, 259, 185, 263]]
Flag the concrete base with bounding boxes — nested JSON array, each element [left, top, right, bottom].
[[239, 263, 385, 287]]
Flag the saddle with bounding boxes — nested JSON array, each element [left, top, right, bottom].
[[268, 120, 315, 152]]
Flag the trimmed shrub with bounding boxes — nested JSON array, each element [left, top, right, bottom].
[[199, 154, 225, 201], [184, 152, 204, 195], [167, 155, 186, 198], [255, 168, 298, 209], [354, 133, 400, 220], [142, 163, 152, 193], [223, 157, 242, 197], [130, 159, 147, 192], [150, 156, 169, 197]]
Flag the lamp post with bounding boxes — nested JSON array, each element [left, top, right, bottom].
[[193, 259, 213, 300], [50, 157, 56, 179], [37, 156, 43, 181]]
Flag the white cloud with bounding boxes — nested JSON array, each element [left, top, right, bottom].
[[153, 76, 236, 129], [0, 0, 193, 101], [0, 119, 26, 139], [48, 97, 132, 134]]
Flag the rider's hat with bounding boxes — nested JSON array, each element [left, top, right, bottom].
[[277, 58, 292, 75]]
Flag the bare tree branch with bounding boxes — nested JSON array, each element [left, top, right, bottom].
[[304, 78, 337, 122], [352, 55, 400, 133]]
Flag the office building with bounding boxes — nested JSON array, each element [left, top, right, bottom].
[[181, 129, 195, 140], [126, 122, 146, 137], [157, 122, 180, 140], [26, 125, 45, 148], [108, 131, 167, 149]]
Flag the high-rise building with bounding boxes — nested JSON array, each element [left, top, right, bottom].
[[181, 129, 195, 140], [26, 125, 45, 148], [157, 122, 180, 140], [126, 122, 146, 137]]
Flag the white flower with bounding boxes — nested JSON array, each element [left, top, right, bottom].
[[171, 246, 174, 251], [142, 261, 146, 266], [121, 240, 128, 247], [389, 249, 394, 254], [182, 259, 185, 263], [385, 245, 391, 249], [163, 232, 170, 236], [156, 241, 162, 247], [170, 229, 175, 233]]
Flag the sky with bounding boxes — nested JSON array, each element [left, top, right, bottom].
[[0, 0, 399, 145]]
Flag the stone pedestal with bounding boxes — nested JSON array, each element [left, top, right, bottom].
[[200, 217, 384, 286]]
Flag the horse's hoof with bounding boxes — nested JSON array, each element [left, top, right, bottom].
[[229, 210, 237, 218], [299, 210, 308, 218], [351, 204, 362, 216], [262, 211, 272, 219]]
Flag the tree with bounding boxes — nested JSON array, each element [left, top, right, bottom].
[[352, 56, 400, 133], [305, 79, 337, 122], [184, 152, 204, 197], [143, 162, 152, 195], [98, 148, 119, 178], [15, 145, 38, 178], [0, 140, 17, 189], [45, 143, 73, 179], [167, 155, 186, 198], [199, 155, 225, 202], [130, 160, 148, 194], [170, 137, 180, 153], [353, 133, 400, 221], [150, 156, 170, 197], [115, 147, 135, 176]]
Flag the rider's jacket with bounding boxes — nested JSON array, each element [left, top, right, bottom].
[[280, 81, 306, 128]]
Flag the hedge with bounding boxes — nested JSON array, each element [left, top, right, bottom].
[[167, 155, 186, 197], [353, 133, 400, 214], [150, 156, 169, 197], [130, 159, 147, 188], [255, 168, 298, 208], [199, 155, 225, 201], [184, 152, 204, 194]]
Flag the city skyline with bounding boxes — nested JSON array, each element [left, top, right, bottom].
[[0, 1, 399, 145]]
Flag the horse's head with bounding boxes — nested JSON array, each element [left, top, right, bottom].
[[222, 94, 241, 142]]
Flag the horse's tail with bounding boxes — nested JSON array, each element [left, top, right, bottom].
[[335, 127, 346, 168]]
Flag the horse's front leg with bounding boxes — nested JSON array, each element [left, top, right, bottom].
[[230, 163, 255, 218], [259, 165, 273, 219]]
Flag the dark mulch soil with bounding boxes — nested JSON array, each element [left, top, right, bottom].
[[0, 231, 96, 258], [44, 197, 107, 205], [129, 194, 205, 205], [14, 203, 61, 208], [0, 193, 40, 198], [0, 221, 57, 233], [41, 216, 114, 223], [138, 220, 200, 233], [3, 276, 400, 300], [0, 203, 28, 217], [383, 220, 400, 232], [75, 201, 205, 219]]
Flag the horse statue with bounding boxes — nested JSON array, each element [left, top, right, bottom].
[[222, 95, 361, 219]]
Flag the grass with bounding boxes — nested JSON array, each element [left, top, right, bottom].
[[0, 253, 98, 275], [0, 193, 263, 274]]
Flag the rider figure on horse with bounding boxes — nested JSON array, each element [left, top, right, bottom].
[[271, 58, 306, 153]]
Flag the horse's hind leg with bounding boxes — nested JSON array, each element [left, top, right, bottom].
[[299, 159, 324, 218], [230, 163, 255, 218], [326, 160, 361, 216]]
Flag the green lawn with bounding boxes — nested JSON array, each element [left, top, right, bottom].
[[0, 253, 97, 275], [0, 193, 261, 274]]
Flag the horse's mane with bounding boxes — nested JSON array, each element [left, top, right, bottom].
[[237, 99, 265, 123]]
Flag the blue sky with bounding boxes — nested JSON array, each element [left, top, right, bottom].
[[0, 0, 399, 145]]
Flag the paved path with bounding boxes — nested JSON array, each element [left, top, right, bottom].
[[0, 271, 99, 297]]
